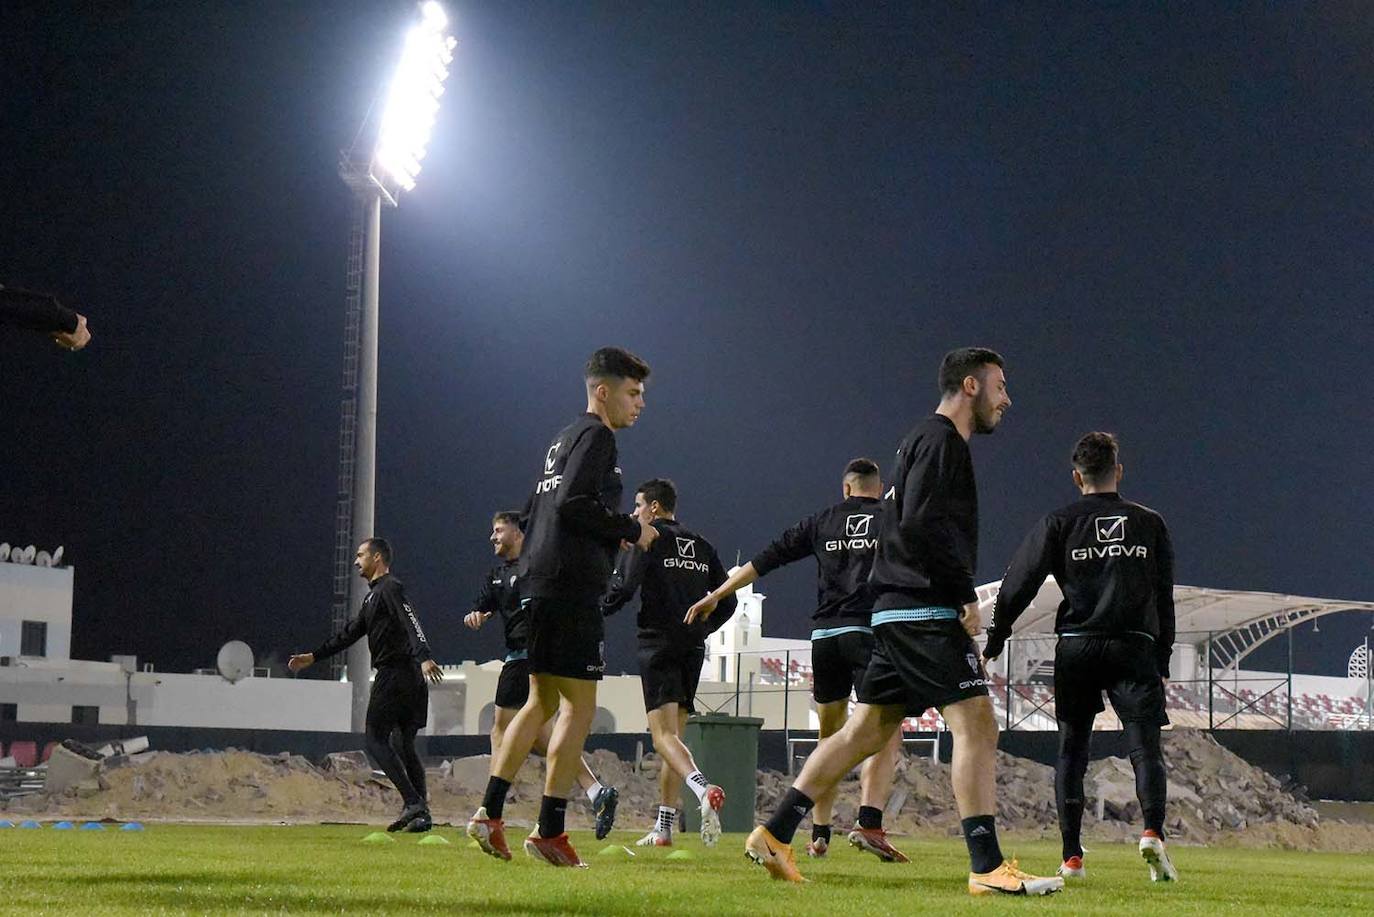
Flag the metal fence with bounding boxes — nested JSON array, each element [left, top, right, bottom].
[[693, 630, 1374, 735]]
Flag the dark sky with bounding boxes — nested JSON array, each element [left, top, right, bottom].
[[3, 2, 1372, 678]]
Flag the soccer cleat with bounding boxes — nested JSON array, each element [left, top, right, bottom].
[[592, 785, 620, 840], [404, 811, 433, 833], [968, 860, 1065, 896], [466, 807, 512, 861], [524, 831, 589, 867], [699, 784, 725, 848], [387, 803, 428, 833], [1057, 855, 1085, 878], [744, 826, 806, 883], [1139, 831, 1178, 882], [806, 836, 828, 858], [847, 826, 910, 863], [636, 829, 672, 847]]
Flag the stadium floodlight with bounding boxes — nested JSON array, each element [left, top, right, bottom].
[[372, 1, 457, 193], [331, 1, 457, 731]]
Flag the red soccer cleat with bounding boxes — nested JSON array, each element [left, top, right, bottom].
[[524, 831, 589, 868], [466, 807, 512, 861]]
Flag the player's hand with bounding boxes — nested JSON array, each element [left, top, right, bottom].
[[288, 653, 314, 673], [51, 313, 90, 351], [1161, 677, 1169, 689], [635, 520, 658, 551], [982, 635, 1005, 661], [959, 601, 982, 638], [421, 659, 444, 684], [685, 593, 719, 626], [464, 611, 490, 630]]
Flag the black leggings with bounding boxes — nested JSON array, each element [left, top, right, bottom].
[[365, 667, 428, 809], [366, 722, 427, 809], [1056, 718, 1166, 859]]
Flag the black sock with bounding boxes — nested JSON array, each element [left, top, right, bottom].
[[1056, 718, 1092, 860], [962, 815, 1004, 874], [763, 787, 814, 845], [1126, 721, 1168, 838], [858, 805, 883, 830], [811, 824, 831, 844], [538, 795, 568, 838], [482, 776, 511, 820]]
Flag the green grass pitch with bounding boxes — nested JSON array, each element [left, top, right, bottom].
[[1, 824, 1370, 915]]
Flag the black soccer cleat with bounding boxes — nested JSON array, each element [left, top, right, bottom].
[[387, 803, 428, 833], [404, 810, 433, 833], [592, 785, 620, 840]]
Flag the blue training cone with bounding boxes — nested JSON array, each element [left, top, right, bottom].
[[52, 821, 75, 830], [120, 822, 145, 832], [19, 820, 41, 829], [81, 822, 105, 831], [0, 819, 15, 828]]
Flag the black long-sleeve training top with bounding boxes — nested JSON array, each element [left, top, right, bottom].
[[471, 559, 527, 654], [0, 286, 79, 334], [987, 492, 1177, 676], [750, 495, 881, 632], [601, 518, 736, 643], [520, 413, 640, 603], [313, 573, 434, 669], [869, 414, 980, 613]]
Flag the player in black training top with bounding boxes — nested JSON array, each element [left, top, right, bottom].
[[602, 479, 733, 849], [467, 347, 658, 868], [985, 432, 1178, 884], [463, 509, 620, 839], [744, 348, 1061, 896], [289, 538, 443, 833], [689, 458, 907, 863]]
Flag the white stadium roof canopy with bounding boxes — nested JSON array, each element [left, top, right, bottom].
[[976, 578, 1374, 671]]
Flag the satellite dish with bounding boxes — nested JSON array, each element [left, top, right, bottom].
[[35, 551, 52, 568], [52, 546, 64, 566], [216, 641, 255, 683], [18, 546, 36, 565], [0, 543, 9, 562]]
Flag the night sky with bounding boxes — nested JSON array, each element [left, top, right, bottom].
[[3, 2, 1371, 679]]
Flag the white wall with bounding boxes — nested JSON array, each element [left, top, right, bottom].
[[0, 564, 74, 662], [136, 672, 352, 731]]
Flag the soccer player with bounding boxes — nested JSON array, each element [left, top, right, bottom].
[[984, 432, 1177, 883], [601, 478, 733, 848], [736, 348, 1062, 896], [289, 538, 443, 833], [467, 347, 658, 868], [687, 458, 907, 862], [464, 509, 621, 839]]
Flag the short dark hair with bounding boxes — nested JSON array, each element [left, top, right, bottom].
[[635, 478, 677, 513], [843, 457, 880, 480], [491, 510, 522, 528], [938, 347, 1005, 395], [1072, 432, 1119, 482], [585, 347, 651, 382], [362, 537, 392, 565]]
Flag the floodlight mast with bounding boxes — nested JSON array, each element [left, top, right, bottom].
[[332, 1, 456, 731]]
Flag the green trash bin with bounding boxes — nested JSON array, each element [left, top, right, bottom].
[[681, 714, 764, 835]]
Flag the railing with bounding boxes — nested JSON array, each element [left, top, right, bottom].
[[690, 628, 1373, 733]]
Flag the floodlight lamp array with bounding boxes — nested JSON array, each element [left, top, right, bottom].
[[373, 2, 456, 193]]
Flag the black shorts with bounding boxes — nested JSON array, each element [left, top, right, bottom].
[[495, 656, 530, 710], [1054, 634, 1168, 726], [857, 619, 990, 714], [526, 597, 605, 681], [810, 629, 874, 704], [367, 664, 428, 735], [638, 638, 705, 714]]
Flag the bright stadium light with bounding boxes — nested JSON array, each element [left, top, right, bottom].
[[331, 1, 457, 730], [372, 3, 457, 192]]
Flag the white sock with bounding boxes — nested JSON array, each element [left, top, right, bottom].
[[586, 781, 604, 804], [685, 770, 710, 803], [656, 806, 676, 836]]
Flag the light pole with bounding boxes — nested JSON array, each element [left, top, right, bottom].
[[333, 1, 456, 731]]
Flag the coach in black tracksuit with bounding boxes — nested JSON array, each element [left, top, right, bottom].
[[985, 431, 1176, 877], [602, 478, 733, 847], [289, 537, 443, 833]]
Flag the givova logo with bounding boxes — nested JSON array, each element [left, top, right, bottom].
[[665, 536, 709, 573], [1094, 515, 1127, 543], [676, 537, 696, 559], [845, 514, 873, 538], [544, 442, 561, 474]]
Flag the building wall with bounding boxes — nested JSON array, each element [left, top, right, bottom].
[[0, 564, 74, 662]]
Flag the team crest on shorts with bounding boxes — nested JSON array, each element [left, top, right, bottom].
[[966, 653, 980, 673]]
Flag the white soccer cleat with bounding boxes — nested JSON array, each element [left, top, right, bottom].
[[1139, 831, 1178, 882], [1057, 855, 1085, 879], [635, 829, 672, 847], [699, 784, 724, 848]]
